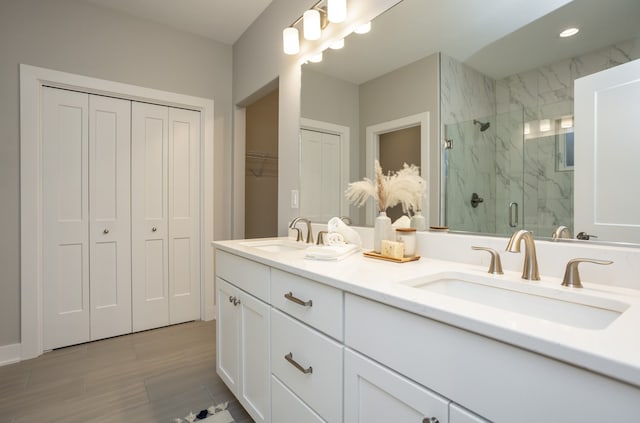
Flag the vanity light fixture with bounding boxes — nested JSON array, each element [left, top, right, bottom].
[[330, 38, 345, 49], [354, 21, 371, 34], [283, 27, 300, 55], [328, 0, 347, 23], [559, 27, 579, 38], [539, 119, 551, 132], [304, 9, 322, 40], [560, 115, 574, 129], [283, 0, 349, 55]]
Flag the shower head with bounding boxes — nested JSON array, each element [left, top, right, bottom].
[[473, 119, 490, 132]]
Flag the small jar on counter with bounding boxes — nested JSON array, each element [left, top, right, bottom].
[[396, 227, 417, 257]]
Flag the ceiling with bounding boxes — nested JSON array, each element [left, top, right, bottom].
[[308, 0, 640, 84], [85, 0, 273, 45]]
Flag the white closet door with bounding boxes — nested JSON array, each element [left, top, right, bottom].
[[132, 102, 170, 331], [168, 108, 201, 324], [300, 129, 341, 223], [89, 95, 132, 340], [42, 87, 90, 350]]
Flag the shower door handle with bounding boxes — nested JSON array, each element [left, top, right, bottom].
[[509, 202, 518, 228]]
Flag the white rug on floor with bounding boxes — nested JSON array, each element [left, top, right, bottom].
[[197, 410, 233, 423], [171, 402, 234, 423]]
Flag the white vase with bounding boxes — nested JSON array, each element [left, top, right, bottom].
[[373, 211, 393, 253], [410, 211, 426, 231]]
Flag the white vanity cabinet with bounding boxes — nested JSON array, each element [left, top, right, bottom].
[[215, 251, 271, 423], [270, 268, 344, 422], [345, 293, 640, 422], [344, 348, 449, 423]]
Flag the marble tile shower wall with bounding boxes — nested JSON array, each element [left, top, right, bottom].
[[441, 54, 496, 232], [442, 37, 640, 236]]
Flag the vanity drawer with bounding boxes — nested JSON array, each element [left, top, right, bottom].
[[215, 249, 270, 302], [271, 308, 342, 423], [270, 268, 343, 340], [271, 375, 326, 423]]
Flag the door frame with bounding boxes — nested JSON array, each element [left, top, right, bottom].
[[19, 64, 215, 360], [365, 112, 430, 226], [300, 118, 351, 219]]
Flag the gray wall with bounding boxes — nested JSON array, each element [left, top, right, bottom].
[[0, 0, 232, 347]]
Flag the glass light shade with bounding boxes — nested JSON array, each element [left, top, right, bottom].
[[328, 0, 347, 23], [303, 9, 321, 40], [539, 119, 551, 132], [283, 27, 299, 55], [330, 38, 345, 50], [524, 122, 531, 135], [354, 21, 371, 34], [309, 52, 323, 63]]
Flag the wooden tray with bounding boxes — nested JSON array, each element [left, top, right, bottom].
[[363, 250, 420, 263]]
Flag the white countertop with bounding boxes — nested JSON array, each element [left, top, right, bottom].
[[213, 237, 640, 388]]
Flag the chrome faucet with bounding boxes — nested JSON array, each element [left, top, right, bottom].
[[552, 225, 571, 240], [289, 217, 314, 243], [506, 230, 540, 280]]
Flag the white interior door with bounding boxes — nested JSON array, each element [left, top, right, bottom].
[[42, 87, 90, 350], [132, 102, 169, 331], [168, 108, 201, 324], [300, 129, 341, 222], [89, 95, 132, 340], [574, 58, 640, 243]]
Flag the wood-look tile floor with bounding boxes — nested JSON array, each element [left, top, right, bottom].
[[0, 321, 254, 423]]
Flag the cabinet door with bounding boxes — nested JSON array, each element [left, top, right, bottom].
[[89, 94, 132, 341], [450, 404, 490, 423], [344, 348, 449, 423], [42, 87, 90, 350], [272, 375, 325, 423], [168, 108, 201, 324], [216, 278, 239, 392], [238, 290, 271, 423], [131, 102, 169, 331]]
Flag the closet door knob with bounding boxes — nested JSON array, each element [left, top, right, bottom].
[[152, 227, 157, 232], [103, 229, 109, 234]]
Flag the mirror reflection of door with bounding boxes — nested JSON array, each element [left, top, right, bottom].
[[245, 88, 278, 238], [300, 129, 341, 223], [378, 125, 421, 222]]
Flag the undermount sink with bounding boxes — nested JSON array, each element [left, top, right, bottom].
[[402, 272, 629, 330], [240, 238, 307, 253]]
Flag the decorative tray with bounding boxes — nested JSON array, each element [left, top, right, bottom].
[[363, 251, 420, 263]]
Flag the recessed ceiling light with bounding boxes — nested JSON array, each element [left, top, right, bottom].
[[559, 27, 579, 38]]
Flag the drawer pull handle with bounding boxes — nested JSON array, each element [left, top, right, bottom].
[[284, 292, 313, 307], [284, 352, 313, 374], [228, 296, 240, 306], [422, 418, 439, 423]]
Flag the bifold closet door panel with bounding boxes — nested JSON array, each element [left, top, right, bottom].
[[89, 95, 132, 340], [42, 87, 91, 350], [168, 108, 201, 324], [132, 102, 170, 332]]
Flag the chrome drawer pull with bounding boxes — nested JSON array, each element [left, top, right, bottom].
[[284, 352, 313, 374], [284, 292, 313, 307]]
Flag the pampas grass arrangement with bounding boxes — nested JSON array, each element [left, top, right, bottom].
[[345, 160, 426, 214]]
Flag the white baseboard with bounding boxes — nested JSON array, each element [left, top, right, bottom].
[[0, 343, 21, 366]]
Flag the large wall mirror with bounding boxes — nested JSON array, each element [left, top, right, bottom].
[[299, 0, 640, 245]]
